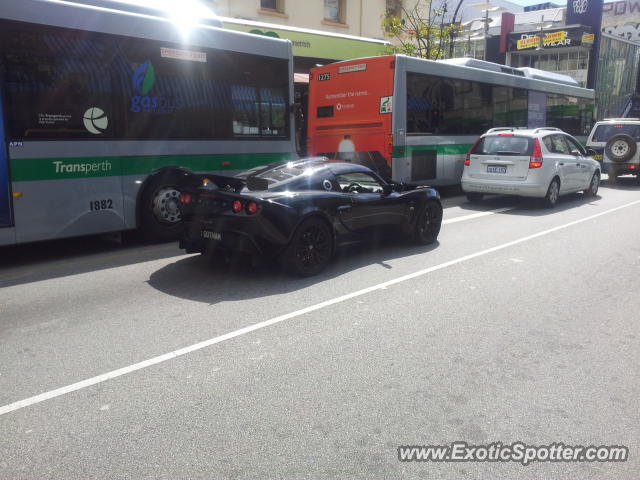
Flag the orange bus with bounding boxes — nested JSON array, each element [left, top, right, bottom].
[[307, 55, 595, 186]]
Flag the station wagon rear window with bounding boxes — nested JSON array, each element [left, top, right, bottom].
[[472, 136, 533, 156]]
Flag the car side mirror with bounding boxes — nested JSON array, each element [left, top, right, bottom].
[[570, 149, 582, 156], [585, 148, 597, 157], [382, 184, 393, 196]]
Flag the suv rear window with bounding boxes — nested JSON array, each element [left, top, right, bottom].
[[471, 136, 533, 156], [591, 124, 640, 142]]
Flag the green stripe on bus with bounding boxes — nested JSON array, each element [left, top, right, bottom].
[[10, 152, 293, 182], [392, 144, 472, 157]]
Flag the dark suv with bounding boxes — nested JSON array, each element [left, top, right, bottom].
[[586, 119, 640, 183]]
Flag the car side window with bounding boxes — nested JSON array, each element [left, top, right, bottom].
[[335, 172, 384, 194], [564, 136, 586, 155], [548, 134, 571, 154]]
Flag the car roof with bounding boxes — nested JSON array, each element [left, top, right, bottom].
[[482, 127, 569, 137]]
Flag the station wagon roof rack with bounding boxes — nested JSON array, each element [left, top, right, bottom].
[[485, 127, 526, 133], [602, 118, 640, 121], [533, 127, 562, 133]]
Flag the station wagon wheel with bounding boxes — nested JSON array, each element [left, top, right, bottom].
[[283, 218, 333, 277], [414, 200, 442, 245], [543, 178, 560, 208], [583, 172, 600, 197]]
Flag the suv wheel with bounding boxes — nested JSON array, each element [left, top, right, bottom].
[[605, 134, 637, 163]]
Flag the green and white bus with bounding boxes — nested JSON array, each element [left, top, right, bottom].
[[0, 0, 295, 246]]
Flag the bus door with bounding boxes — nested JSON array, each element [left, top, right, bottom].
[[0, 84, 12, 228]]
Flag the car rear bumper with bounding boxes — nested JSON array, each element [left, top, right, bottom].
[[461, 178, 548, 197], [180, 218, 285, 257]]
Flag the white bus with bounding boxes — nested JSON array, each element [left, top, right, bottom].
[[308, 55, 595, 186], [0, 0, 295, 246]]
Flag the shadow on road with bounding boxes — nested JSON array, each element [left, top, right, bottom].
[[0, 233, 184, 289], [147, 239, 440, 305]]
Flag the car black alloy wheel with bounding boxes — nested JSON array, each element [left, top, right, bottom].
[[415, 200, 442, 245], [284, 218, 332, 277]]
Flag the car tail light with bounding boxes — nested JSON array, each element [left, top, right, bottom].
[[529, 138, 543, 169], [465, 138, 481, 166], [630, 164, 637, 169], [232, 200, 243, 213], [246, 201, 258, 215], [179, 193, 191, 205]]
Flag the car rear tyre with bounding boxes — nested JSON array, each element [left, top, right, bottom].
[[605, 134, 636, 163], [543, 178, 560, 208], [465, 192, 484, 202], [282, 218, 333, 277], [139, 169, 190, 242], [583, 172, 600, 197], [413, 200, 443, 245]]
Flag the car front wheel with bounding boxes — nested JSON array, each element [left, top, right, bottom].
[[413, 200, 443, 245], [583, 172, 600, 197]]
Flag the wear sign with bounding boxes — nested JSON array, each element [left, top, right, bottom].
[[508, 26, 594, 51]]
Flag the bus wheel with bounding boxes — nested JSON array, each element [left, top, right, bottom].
[[139, 170, 189, 241]]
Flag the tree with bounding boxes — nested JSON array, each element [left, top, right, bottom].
[[382, 0, 462, 60]]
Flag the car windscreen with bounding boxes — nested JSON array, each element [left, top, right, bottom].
[[472, 136, 533, 156], [591, 124, 640, 142]]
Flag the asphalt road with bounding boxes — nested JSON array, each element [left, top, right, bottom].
[[1, 178, 639, 479]]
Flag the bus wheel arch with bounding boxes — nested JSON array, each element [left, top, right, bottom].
[[137, 167, 192, 241]]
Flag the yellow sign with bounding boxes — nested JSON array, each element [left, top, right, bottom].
[[582, 33, 595, 44], [517, 36, 540, 50]]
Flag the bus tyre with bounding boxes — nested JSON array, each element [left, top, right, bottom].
[[139, 170, 190, 242], [465, 192, 483, 202], [282, 218, 333, 277], [543, 178, 560, 208], [413, 200, 442, 245]]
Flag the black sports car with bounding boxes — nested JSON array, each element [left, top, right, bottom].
[[178, 158, 442, 276]]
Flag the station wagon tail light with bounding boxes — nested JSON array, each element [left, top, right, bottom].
[[232, 200, 243, 213], [499, 133, 514, 136], [529, 138, 543, 169], [465, 138, 481, 166], [246, 201, 258, 215], [179, 193, 192, 204]]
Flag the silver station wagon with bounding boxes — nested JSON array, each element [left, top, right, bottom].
[[461, 127, 601, 207]]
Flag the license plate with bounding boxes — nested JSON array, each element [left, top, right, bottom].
[[201, 230, 222, 241], [487, 165, 507, 174]]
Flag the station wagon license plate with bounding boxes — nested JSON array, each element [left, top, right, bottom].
[[201, 230, 222, 241], [487, 165, 507, 174]]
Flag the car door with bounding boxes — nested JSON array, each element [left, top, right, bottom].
[[334, 171, 405, 235], [545, 134, 579, 190], [564, 135, 594, 190]]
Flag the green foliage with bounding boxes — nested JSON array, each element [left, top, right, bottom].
[[382, 0, 463, 60]]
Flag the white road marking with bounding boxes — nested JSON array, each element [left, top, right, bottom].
[[1, 199, 639, 417], [443, 207, 514, 224]]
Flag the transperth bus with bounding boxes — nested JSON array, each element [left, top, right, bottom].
[[307, 55, 595, 186], [0, 0, 295, 246]]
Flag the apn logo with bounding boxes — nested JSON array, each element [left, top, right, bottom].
[[130, 60, 182, 114], [133, 60, 155, 95], [83, 107, 108, 134]]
